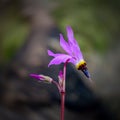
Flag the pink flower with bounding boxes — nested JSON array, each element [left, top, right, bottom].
[[48, 26, 90, 78]]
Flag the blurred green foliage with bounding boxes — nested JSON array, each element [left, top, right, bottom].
[[53, 0, 120, 53], [0, 6, 29, 64]]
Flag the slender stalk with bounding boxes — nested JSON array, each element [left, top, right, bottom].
[[60, 91, 65, 120], [60, 60, 68, 120], [62, 60, 67, 92]]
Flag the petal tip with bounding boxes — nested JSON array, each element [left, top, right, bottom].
[[47, 50, 55, 56], [66, 25, 72, 31], [48, 64, 50, 67], [47, 50, 51, 55]]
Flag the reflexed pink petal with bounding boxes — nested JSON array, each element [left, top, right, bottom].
[[60, 34, 71, 55], [48, 50, 67, 57], [66, 26, 74, 42], [72, 43, 83, 60], [66, 26, 78, 47], [48, 54, 72, 67], [48, 50, 73, 58]]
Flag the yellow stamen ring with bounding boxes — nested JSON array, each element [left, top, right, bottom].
[[76, 60, 86, 70]]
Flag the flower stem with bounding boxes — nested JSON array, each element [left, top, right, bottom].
[[60, 91, 65, 120], [60, 60, 69, 120]]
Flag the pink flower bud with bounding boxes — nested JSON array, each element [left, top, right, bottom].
[[30, 74, 53, 83]]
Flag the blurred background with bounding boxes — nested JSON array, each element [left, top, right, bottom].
[[0, 0, 120, 120]]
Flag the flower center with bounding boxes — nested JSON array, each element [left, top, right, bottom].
[[76, 60, 86, 70]]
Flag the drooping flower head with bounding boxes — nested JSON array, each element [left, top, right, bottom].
[[48, 26, 90, 78]]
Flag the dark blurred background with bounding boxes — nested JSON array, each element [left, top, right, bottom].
[[0, 0, 120, 120]]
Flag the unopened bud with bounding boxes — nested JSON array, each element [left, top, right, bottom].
[[30, 74, 53, 83]]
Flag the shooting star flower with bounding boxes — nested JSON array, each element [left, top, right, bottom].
[[48, 26, 90, 78]]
